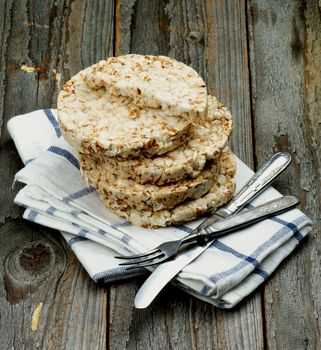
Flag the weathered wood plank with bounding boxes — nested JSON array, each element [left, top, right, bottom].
[[115, 0, 170, 56], [202, 0, 254, 166], [0, 220, 107, 350], [0, 0, 115, 348], [247, 0, 321, 348], [110, 1, 263, 349]]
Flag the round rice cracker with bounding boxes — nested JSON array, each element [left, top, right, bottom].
[[82, 157, 221, 212], [93, 149, 236, 228], [57, 70, 190, 159], [83, 54, 208, 122], [80, 95, 232, 185]]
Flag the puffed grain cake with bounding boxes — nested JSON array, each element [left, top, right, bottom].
[[97, 148, 236, 228], [57, 70, 190, 159], [83, 54, 208, 122], [82, 157, 221, 212], [80, 95, 232, 185]]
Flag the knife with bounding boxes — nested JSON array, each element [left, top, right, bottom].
[[134, 152, 292, 308], [135, 195, 299, 308]]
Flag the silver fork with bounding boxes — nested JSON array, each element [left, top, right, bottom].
[[115, 152, 292, 268]]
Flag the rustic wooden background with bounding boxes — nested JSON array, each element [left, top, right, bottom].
[[0, 0, 320, 349]]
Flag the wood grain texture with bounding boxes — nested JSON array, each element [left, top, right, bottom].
[[110, 280, 263, 350], [0, 220, 107, 350], [110, 1, 263, 349], [247, 0, 321, 348], [2, 0, 320, 349], [115, 0, 170, 56], [0, 0, 115, 349], [202, 0, 254, 166]]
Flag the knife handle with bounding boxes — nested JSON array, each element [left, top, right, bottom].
[[197, 195, 299, 243], [224, 152, 291, 214]]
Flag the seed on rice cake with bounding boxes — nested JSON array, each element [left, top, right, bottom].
[[80, 95, 232, 185], [82, 156, 221, 212], [98, 148, 236, 228], [57, 70, 190, 159], [83, 54, 207, 122]]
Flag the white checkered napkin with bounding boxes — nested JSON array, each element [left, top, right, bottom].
[[8, 110, 313, 308]]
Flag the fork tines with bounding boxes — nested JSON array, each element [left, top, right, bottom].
[[115, 248, 167, 268]]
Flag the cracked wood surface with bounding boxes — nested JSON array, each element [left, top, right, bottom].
[[248, 1, 321, 349], [0, 0, 320, 349]]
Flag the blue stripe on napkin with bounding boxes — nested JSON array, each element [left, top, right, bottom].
[[92, 266, 148, 283], [46, 206, 57, 215], [205, 216, 307, 289], [112, 221, 132, 228], [79, 229, 89, 237], [47, 146, 80, 169], [246, 202, 303, 242], [63, 187, 95, 204], [269, 216, 303, 242], [27, 210, 38, 221], [211, 240, 261, 267], [71, 210, 83, 217], [68, 236, 88, 246], [253, 267, 269, 280], [43, 109, 62, 138], [173, 225, 193, 234], [25, 158, 35, 165], [121, 235, 131, 245]]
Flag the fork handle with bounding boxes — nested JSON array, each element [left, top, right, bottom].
[[223, 152, 291, 214], [196, 195, 299, 243], [196, 152, 291, 232]]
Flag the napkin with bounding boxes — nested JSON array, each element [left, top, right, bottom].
[[7, 109, 312, 308]]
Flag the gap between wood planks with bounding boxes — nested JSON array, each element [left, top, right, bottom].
[[244, 0, 267, 347]]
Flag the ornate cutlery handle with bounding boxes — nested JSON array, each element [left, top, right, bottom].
[[224, 152, 291, 214], [197, 195, 299, 242], [196, 152, 291, 232]]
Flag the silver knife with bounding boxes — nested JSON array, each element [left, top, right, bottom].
[[134, 152, 292, 308], [135, 195, 299, 308]]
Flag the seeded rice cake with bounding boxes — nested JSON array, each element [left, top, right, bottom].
[[80, 95, 232, 185], [82, 156, 221, 212], [83, 54, 208, 122], [98, 149, 236, 228], [57, 70, 190, 159]]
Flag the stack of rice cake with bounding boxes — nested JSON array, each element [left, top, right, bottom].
[[58, 55, 236, 228]]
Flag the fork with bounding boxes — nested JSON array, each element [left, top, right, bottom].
[[115, 152, 292, 268], [116, 195, 298, 268]]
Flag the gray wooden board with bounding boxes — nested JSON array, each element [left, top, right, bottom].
[[0, 220, 107, 349], [248, 0, 321, 349], [0, 0, 114, 349], [1, 0, 320, 349]]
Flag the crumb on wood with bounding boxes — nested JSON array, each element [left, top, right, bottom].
[[25, 21, 49, 29], [21, 65, 36, 73], [53, 69, 61, 84], [31, 302, 43, 331]]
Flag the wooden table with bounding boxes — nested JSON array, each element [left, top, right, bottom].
[[1, 1, 320, 349]]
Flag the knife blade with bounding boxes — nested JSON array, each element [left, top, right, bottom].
[[134, 152, 292, 309], [134, 195, 299, 309], [135, 244, 212, 309]]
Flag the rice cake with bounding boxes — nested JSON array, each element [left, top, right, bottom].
[[83, 54, 208, 122], [57, 70, 190, 159], [80, 95, 232, 185], [82, 156, 221, 212], [98, 149, 236, 228]]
